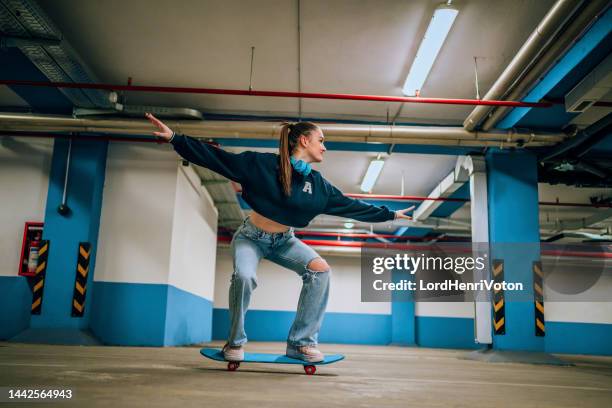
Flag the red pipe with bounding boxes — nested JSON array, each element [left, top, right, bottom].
[[0, 79, 552, 108], [295, 231, 428, 240], [217, 236, 610, 258], [292, 231, 469, 241], [345, 193, 611, 208], [541, 249, 612, 259]]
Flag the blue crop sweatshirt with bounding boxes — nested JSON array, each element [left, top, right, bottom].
[[170, 134, 396, 228]]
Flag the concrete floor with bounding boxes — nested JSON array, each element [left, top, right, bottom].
[[1, 341, 611, 407]]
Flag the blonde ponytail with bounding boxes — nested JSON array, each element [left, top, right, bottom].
[[279, 123, 293, 196]]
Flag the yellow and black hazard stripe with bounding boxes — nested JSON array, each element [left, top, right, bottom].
[[31, 240, 49, 315], [533, 261, 545, 337], [71, 242, 91, 317], [492, 259, 505, 335]]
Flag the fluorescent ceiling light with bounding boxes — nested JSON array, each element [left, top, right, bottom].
[[402, 2, 459, 96], [360, 157, 385, 192]]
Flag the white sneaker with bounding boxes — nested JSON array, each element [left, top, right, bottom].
[[286, 344, 324, 363], [222, 343, 244, 361]]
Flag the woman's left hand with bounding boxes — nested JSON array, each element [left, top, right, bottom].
[[146, 112, 174, 141], [394, 206, 415, 220]]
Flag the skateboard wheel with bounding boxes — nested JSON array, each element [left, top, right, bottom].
[[227, 362, 240, 371], [304, 365, 316, 375]]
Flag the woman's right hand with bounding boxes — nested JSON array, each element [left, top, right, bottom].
[[394, 205, 416, 220], [146, 112, 174, 141]]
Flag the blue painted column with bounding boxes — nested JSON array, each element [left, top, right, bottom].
[[486, 149, 543, 352], [391, 269, 416, 345], [13, 138, 108, 344]]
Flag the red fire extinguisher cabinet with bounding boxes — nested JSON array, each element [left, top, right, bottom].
[[19, 221, 44, 277]]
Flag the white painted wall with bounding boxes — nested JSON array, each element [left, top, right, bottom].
[[545, 302, 612, 324], [96, 143, 177, 284], [168, 165, 218, 300], [214, 247, 390, 315], [415, 302, 475, 318], [0, 137, 52, 277], [96, 143, 219, 301], [545, 264, 612, 324]]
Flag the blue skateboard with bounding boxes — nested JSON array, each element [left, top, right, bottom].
[[200, 348, 344, 375]]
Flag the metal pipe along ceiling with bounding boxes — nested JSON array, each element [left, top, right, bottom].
[[0, 113, 566, 148], [463, 0, 583, 130], [480, 0, 611, 130], [0, 79, 552, 108]]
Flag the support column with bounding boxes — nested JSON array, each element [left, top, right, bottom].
[[457, 155, 493, 345], [12, 138, 108, 344], [391, 269, 415, 345], [486, 149, 543, 352]]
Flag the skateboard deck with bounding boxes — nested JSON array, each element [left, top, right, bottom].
[[200, 348, 344, 375]]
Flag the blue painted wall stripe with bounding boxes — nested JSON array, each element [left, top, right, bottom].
[[416, 316, 479, 349], [90, 281, 168, 346], [164, 285, 213, 346], [545, 321, 612, 356], [213, 308, 391, 345], [212, 308, 612, 354], [3, 274, 611, 354], [0, 276, 32, 340], [212, 308, 481, 349], [90, 281, 213, 346]]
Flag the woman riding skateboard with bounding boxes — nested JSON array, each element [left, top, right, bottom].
[[147, 113, 413, 362]]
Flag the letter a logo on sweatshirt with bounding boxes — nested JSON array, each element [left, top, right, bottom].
[[302, 181, 313, 194]]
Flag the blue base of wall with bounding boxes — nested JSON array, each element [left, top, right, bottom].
[[165, 285, 213, 346], [212, 309, 612, 355], [90, 281, 213, 347], [416, 316, 479, 349], [3, 275, 611, 354], [212, 308, 391, 345], [0, 276, 32, 340], [212, 309, 479, 349], [545, 321, 612, 356]]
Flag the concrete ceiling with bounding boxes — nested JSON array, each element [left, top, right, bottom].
[[31, 0, 556, 124]]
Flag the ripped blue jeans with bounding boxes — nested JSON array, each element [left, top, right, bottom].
[[228, 217, 330, 347]]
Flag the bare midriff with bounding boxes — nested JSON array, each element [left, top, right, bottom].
[[249, 211, 291, 233]]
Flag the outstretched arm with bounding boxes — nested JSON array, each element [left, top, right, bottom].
[[146, 113, 254, 184], [323, 181, 414, 222]]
